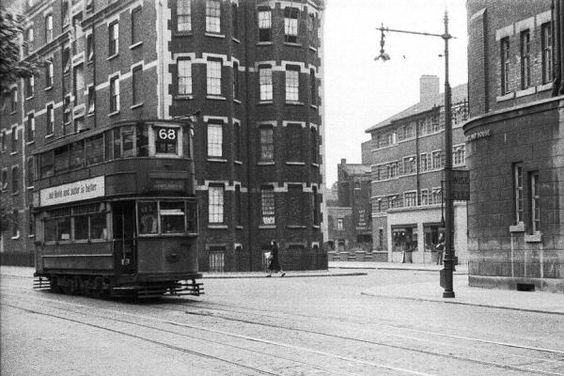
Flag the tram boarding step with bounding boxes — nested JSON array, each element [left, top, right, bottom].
[[33, 276, 51, 290]]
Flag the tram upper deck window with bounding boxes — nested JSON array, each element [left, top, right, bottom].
[[86, 134, 103, 165], [155, 127, 178, 155], [54, 145, 70, 173], [112, 124, 149, 158]]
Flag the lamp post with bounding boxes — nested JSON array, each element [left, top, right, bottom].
[[376, 11, 455, 298]]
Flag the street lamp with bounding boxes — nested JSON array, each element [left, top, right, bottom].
[[376, 11, 456, 298]]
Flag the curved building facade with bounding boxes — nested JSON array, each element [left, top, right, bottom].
[[0, 0, 326, 271]]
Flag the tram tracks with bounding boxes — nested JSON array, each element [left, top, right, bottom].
[[3, 289, 564, 375]]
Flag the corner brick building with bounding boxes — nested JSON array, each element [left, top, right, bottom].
[[365, 76, 469, 264], [0, 0, 327, 272], [465, 0, 564, 291]]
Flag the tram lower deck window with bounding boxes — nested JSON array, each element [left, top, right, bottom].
[[138, 200, 197, 235]]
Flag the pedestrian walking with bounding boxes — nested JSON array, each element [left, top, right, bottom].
[[435, 233, 445, 265], [266, 240, 285, 277]]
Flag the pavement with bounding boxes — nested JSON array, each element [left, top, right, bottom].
[[2, 262, 564, 315]]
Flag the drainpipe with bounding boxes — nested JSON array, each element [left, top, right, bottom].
[[244, 1, 254, 271]]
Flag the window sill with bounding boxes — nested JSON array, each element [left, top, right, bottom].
[[232, 37, 240, 43], [311, 163, 319, 168], [173, 31, 193, 37], [284, 42, 302, 47], [285, 161, 305, 166], [87, 111, 95, 117], [25, 96, 35, 101], [233, 99, 241, 104], [524, 232, 542, 243], [234, 160, 243, 165], [259, 225, 276, 229], [309, 46, 318, 52], [108, 110, 120, 117], [207, 157, 227, 163], [10, 152, 18, 156], [257, 41, 273, 46], [310, 104, 318, 109], [537, 82, 553, 92], [258, 100, 273, 105], [107, 54, 119, 61], [10, 111, 17, 115], [257, 161, 274, 166], [206, 95, 226, 101], [130, 103, 143, 110], [12, 192, 19, 196], [205, 32, 225, 39], [516, 87, 536, 98], [285, 101, 304, 106], [45, 133, 54, 139], [87, 60, 94, 66], [286, 225, 307, 229], [129, 41, 143, 50], [11, 234, 20, 240], [509, 222, 525, 233], [44, 86, 53, 92], [312, 225, 320, 229], [208, 224, 228, 229], [496, 92, 515, 102], [26, 140, 35, 146], [27, 185, 34, 190], [236, 225, 244, 230], [174, 94, 193, 100]]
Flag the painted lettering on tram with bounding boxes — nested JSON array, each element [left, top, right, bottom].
[[40, 176, 105, 206]]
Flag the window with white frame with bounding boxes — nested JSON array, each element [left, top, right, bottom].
[[500, 37, 510, 94], [208, 185, 224, 224], [420, 189, 429, 205], [207, 122, 223, 157], [46, 104, 54, 135], [453, 145, 465, 166], [177, 0, 191, 31], [206, 0, 221, 33], [25, 75, 34, 98], [520, 29, 530, 89], [207, 59, 222, 95], [337, 218, 343, 230], [177, 59, 192, 95], [285, 66, 300, 101], [25, 27, 34, 55], [108, 21, 119, 56], [284, 7, 298, 43], [541, 23, 552, 85], [404, 191, 417, 207], [513, 163, 524, 224], [420, 153, 428, 172], [45, 59, 53, 87], [310, 69, 316, 105], [259, 126, 274, 161], [1, 169, 7, 191], [403, 156, 416, 175], [432, 187, 442, 205], [132, 65, 142, 105], [131, 6, 142, 45], [45, 14, 53, 42], [261, 186, 275, 225], [232, 3, 239, 39], [86, 34, 94, 61], [529, 171, 540, 233], [87, 86, 95, 113], [26, 113, 35, 142], [110, 75, 120, 113], [259, 66, 273, 101], [258, 7, 271, 42], [432, 150, 442, 169], [233, 62, 239, 99]]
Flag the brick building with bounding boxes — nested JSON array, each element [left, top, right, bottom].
[[365, 76, 469, 264], [0, 0, 327, 271], [326, 159, 371, 254], [465, 0, 564, 291]]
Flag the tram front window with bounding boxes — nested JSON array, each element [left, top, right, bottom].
[[138, 201, 158, 234], [160, 201, 185, 233]]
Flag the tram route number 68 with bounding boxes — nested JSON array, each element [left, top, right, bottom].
[[158, 128, 177, 140]]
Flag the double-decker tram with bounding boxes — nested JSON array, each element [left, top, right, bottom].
[[32, 120, 202, 298]]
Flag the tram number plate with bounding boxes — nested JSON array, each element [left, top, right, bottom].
[[157, 128, 177, 140]]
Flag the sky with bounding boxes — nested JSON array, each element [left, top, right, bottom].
[[323, 0, 468, 186]]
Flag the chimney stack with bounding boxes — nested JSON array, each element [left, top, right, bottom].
[[420, 75, 440, 103]]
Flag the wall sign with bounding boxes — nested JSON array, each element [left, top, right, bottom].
[[40, 176, 105, 207], [466, 129, 491, 142]]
